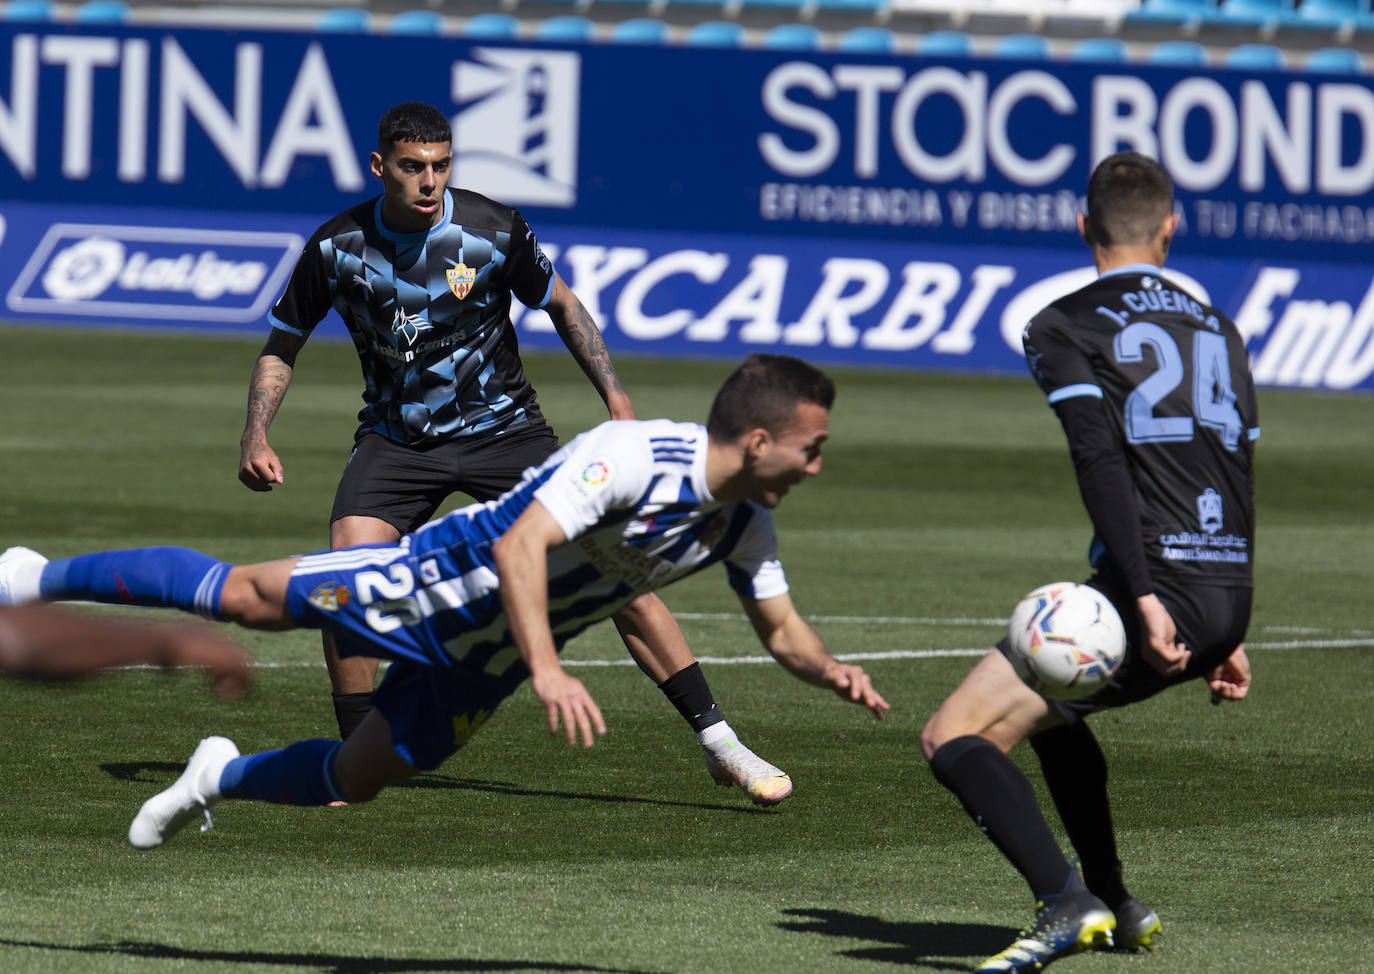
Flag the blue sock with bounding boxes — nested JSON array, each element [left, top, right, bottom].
[[219, 740, 346, 806], [39, 546, 230, 619]]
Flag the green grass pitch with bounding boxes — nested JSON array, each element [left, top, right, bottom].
[[0, 324, 1370, 973]]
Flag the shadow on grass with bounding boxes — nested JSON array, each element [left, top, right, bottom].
[[778, 907, 1015, 970], [0, 938, 660, 973], [99, 763, 772, 815]]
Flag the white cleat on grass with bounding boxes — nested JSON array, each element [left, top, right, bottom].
[[702, 739, 793, 806], [128, 736, 239, 849], [0, 546, 48, 605]]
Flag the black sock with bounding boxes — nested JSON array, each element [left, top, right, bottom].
[[1030, 722, 1129, 908], [332, 691, 373, 741], [928, 734, 1073, 899], [657, 662, 724, 733]]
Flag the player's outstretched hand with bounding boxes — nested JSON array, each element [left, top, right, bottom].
[[1137, 593, 1189, 677], [239, 440, 285, 492], [821, 662, 890, 720], [531, 668, 607, 747], [159, 624, 254, 700], [1208, 644, 1251, 705]]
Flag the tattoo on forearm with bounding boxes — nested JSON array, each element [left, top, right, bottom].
[[557, 305, 626, 399], [244, 360, 292, 439]]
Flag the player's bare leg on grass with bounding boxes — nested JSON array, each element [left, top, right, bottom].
[[613, 593, 792, 806]]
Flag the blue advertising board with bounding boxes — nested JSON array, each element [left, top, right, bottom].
[[2, 22, 1372, 390]]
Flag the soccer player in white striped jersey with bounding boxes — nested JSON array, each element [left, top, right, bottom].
[[0, 354, 889, 847]]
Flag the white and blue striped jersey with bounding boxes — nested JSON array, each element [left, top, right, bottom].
[[285, 419, 785, 683]]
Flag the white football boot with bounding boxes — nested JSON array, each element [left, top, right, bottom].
[[0, 546, 48, 605], [128, 736, 239, 849]]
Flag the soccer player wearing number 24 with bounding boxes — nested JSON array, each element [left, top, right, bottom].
[[0, 355, 888, 848], [921, 153, 1258, 974]]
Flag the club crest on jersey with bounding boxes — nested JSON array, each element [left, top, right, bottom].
[[308, 582, 351, 613], [447, 263, 476, 300]]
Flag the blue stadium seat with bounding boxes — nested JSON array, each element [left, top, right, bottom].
[[1305, 46, 1365, 71], [838, 26, 897, 52], [1290, 0, 1364, 28], [1148, 40, 1210, 65], [994, 34, 1051, 59], [2, 0, 56, 19], [1225, 42, 1287, 68], [1125, 0, 1215, 27], [389, 10, 444, 34], [763, 23, 823, 49], [918, 30, 974, 57], [317, 8, 372, 32], [1205, 0, 1292, 28], [685, 21, 746, 47], [610, 18, 671, 44], [736, 0, 809, 9], [74, 0, 130, 22], [462, 13, 519, 37], [814, 0, 891, 10], [1070, 37, 1128, 61], [537, 15, 595, 41]]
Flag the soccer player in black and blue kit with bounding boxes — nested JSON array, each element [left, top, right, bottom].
[[921, 153, 1257, 974], [236, 102, 789, 803], [0, 355, 889, 847]]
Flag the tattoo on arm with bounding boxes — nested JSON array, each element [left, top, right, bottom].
[[243, 356, 293, 443], [554, 300, 627, 403]]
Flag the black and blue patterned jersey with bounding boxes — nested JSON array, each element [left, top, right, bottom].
[[269, 188, 556, 445], [1023, 265, 1259, 588]]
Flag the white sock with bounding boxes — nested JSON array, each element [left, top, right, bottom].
[[698, 720, 736, 749]]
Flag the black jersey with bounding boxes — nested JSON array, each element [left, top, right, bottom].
[[269, 188, 556, 446], [1023, 265, 1259, 590]]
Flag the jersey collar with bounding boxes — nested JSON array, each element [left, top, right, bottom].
[[1098, 262, 1164, 280], [374, 189, 450, 243]]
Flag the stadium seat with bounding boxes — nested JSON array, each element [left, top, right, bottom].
[[1, 0, 56, 19], [994, 34, 1051, 59], [1225, 42, 1287, 68], [1147, 39, 1210, 65], [814, 0, 891, 10], [1070, 37, 1129, 61], [462, 12, 520, 38], [736, 0, 809, 10], [1125, 0, 1215, 27], [74, 0, 130, 22], [537, 15, 595, 41], [1305, 46, 1365, 71], [610, 18, 671, 44], [762, 23, 823, 49], [838, 26, 898, 52], [1289, 0, 1364, 28], [918, 30, 974, 57], [685, 21, 746, 47], [317, 8, 372, 32], [389, 10, 444, 34], [1205, 0, 1292, 28]]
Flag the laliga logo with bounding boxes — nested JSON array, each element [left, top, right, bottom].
[[40, 236, 269, 302]]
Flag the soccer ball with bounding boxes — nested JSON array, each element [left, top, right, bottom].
[[1005, 582, 1126, 700]]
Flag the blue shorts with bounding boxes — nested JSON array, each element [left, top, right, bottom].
[[284, 541, 523, 770]]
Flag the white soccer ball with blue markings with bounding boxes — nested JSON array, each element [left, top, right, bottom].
[[1006, 582, 1125, 700]]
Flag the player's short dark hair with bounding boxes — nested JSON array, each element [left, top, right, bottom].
[[377, 102, 452, 153], [707, 354, 835, 440], [1084, 152, 1174, 248]]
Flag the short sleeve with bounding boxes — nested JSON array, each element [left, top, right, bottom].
[[533, 423, 653, 541], [723, 506, 789, 601], [1022, 306, 1101, 406], [505, 209, 556, 311], [268, 229, 335, 338]]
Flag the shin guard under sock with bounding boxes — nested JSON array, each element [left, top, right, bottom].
[[40, 546, 230, 619], [928, 734, 1073, 899]]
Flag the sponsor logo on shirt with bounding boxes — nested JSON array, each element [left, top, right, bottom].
[[1197, 487, 1224, 535]]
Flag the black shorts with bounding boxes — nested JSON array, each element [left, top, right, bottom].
[[329, 425, 561, 533], [999, 565, 1252, 722]]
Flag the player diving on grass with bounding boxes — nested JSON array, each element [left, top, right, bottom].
[[0, 354, 888, 848]]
